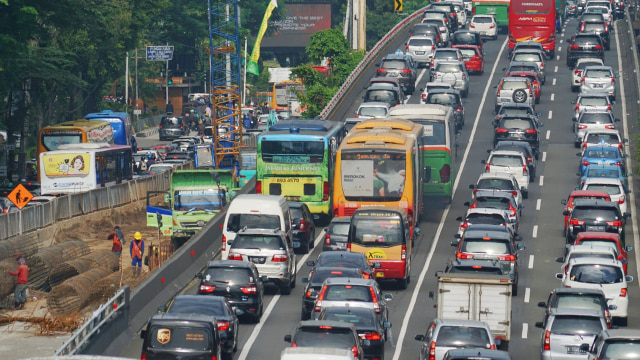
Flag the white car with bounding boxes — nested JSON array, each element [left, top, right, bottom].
[[406, 35, 437, 67], [483, 150, 529, 198], [571, 58, 604, 92], [581, 177, 628, 214], [355, 102, 391, 119], [556, 257, 632, 325], [573, 110, 618, 147], [580, 65, 617, 101], [561, 244, 618, 275], [581, 129, 626, 153], [456, 207, 517, 238], [469, 15, 497, 39], [471, 172, 523, 208], [572, 92, 611, 121], [420, 81, 453, 103]]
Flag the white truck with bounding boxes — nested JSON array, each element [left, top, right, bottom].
[[429, 272, 513, 345]]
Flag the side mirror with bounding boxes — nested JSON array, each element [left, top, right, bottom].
[[555, 273, 563, 279], [463, 201, 470, 207], [306, 261, 315, 267], [576, 172, 581, 176], [235, 308, 245, 316], [481, 160, 486, 164], [609, 304, 618, 310], [501, 67, 507, 71], [468, 184, 475, 190], [517, 244, 525, 251], [157, 305, 167, 312], [301, 278, 309, 284], [535, 322, 544, 328], [538, 122, 544, 127], [451, 241, 458, 247], [487, 149, 492, 154], [626, 275, 634, 282], [195, 273, 203, 279], [571, 99, 576, 104], [261, 275, 269, 282], [563, 210, 570, 216], [384, 294, 393, 301], [456, 216, 463, 221], [415, 334, 426, 341], [624, 212, 631, 218], [561, 199, 567, 205], [515, 235, 523, 242], [383, 321, 392, 328], [576, 153, 582, 157], [429, 290, 435, 299], [572, 117, 577, 122], [555, 257, 564, 263], [615, 118, 621, 122], [454, 234, 462, 239], [626, 246, 633, 252], [538, 301, 547, 308], [492, 120, 499, 127], [580, 344, 590, 352], [140, 330, 147, 339], [284, 334, 292, 343]]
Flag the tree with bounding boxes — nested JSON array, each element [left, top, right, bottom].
[[306, 28, 350, 63]]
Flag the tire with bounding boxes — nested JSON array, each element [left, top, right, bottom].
[[398, 277, 408, 289], [523, 190, 529, 199], [301, 308, 311, 321], [252, 306, 262, 323], [512, 282, 518, 296], [571, 85, 578, 92], [291, 270, 296, 289]]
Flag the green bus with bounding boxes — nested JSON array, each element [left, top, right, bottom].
[[256, 119, 346, 222], [472, 0, 511, 31], [388, 104, 457, 204]]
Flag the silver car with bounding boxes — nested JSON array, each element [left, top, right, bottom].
[[311, 277, 392, 320], [572, 92, 611, 120], [511, 49, 546, 83], [226, 228, 297, 294], [573, 110, 619, 146], [583, 329, 640, 360], [432, 61, 469, 97], [495, 77, 535, 112], [536, 308, 608, 360], [430, 48, 463, 71], [571, 58, 604, 92], [579, 65, 617, 101], [415, 319, 496, 360], [407, 35, 437, 67], [355, 102, 390, 119]]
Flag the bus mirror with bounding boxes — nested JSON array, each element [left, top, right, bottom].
[[414, 227, 420, 237], [164, 194, 170, 203]]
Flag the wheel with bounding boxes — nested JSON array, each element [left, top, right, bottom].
[[309, 232, 315, 248], [252, 305, 262, 323], [301, 308, 311, 320], [512, 282, 518, 296], [512, 89, 527, 103], [522, 190, 529, 199], [398, 277, 408, 289], [462, 89, 468, 98]]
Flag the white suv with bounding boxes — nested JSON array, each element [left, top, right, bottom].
[[581, 177, 628, 214], [469, 15, 497, 39], [483, 150, 530, 198], [580, 65, 617, 101], [571, 58, 604, 92]]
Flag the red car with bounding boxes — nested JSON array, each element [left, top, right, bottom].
[[574, 232, 632, 274], [452, 45, 484, 74], [561, 190, 611, 231], [508, 71, 542, 104]]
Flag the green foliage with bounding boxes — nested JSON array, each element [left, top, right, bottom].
[[306, 28, 350, 63], [298, 83, 339, 118]]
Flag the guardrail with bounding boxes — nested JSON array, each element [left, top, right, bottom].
[[319, 6, 428, 120], [0, 161, 194, 240]]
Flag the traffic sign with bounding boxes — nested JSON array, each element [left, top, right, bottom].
[[7, 183, 33, 210], [394, 0, 403, 12], [133, 109, 142, 115], [146, 46, 174, 61], [3, 144, 15, 150]]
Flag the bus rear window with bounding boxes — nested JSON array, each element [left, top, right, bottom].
[[41, 133, 82, 151], [341, 151, 406, 201], [260, 141, 324, 164], [351, 217, 404, 246]]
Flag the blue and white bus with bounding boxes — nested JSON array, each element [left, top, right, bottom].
[[84, 110, 132, 146]]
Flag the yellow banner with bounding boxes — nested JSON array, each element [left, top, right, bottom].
[[248, 0, 278, 75], [42, 153, 91, 177]]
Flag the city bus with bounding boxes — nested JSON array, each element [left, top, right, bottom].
[[39, 143, 132, 195], [348, 206, 412, 288], [388, 104, 457, 204], [333, 125, 423, 239], [256, 119, 346, 221], [83, 110, 132, 146], [472, 0, 511, 31], [508, 0, 556, 57], [37, 119, 115, 181], [271, 79, 305, 116]]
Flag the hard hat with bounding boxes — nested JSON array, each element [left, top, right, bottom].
[[190, 109, 195, 113], [134, 231, 142, 240], [147, 154, 153, 159]]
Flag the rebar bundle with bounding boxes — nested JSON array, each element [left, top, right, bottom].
[[49, 250, 119, 287], [27, 240, 90, 291], [47, 267, 114, 315], [0, 258, 18, 298], [0, 234, 52, 261]]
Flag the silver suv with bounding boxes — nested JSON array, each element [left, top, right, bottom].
[[582, 329, 640, 360], [312, 277, 392, 320], [415, 319, 497, 360], [580, 65, 617, 101], [495, 77, 535, 112], [573, 110, 618, 147], [407, 35, 436, 67], [572, 92, 611, 120], [227, 228, 297, 294], [536, 308, 607, 360], [432, 61, 469, 97]]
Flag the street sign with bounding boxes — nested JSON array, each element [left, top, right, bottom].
[[146, 46, 174, 61], [3, 144, 16, 150], [7, 183, 33, 210], [133, 109, 142, 115], [394, 0, 403, 12]]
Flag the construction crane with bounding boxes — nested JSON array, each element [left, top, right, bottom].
[[208, 0, 243, 169]]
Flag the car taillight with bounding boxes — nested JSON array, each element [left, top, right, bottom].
[[141, 353, 146, 360], [347, 243, 351, 251], [496, 87, 501, 96], [618, 195, 625, 204], [180, 125, 183, 129], [360, 270, 370, 279], [525, 129, 537, 134], [355, 114, 359, 118], [496, 128, 508, 133], [511, 190, 518, 197], [571, 44, 580, 50], [228, 253, 242, 260], [401, 69, 411, 74], [607, 220, 623, 227], [470, 23, 475, 28], [362, 331, 382, 341], [485, 162, 492, 171], [564, 264, 568, 274], [569, 219, 585, 226], [217, 321, 229, 331], [582, 76, 585, 82], [490, 24, 495, 29], [605, 124, 615, 129], [291, 342, 297, 347], [299, 219, 305, 230], [522, 165, 528, 175], [615, 161, 624, 167], [544, 330, 551, 351], [325, 233, 331, 245], [611, 76, 615, 83], [240, 286, 257, 294], [595, 45, 603, 50], [272, 254, 288, 262], [526, 155, 532, 164], [460, 222, 469, 229], [456, 107, 462, 113], [582, 160, 590, 166], [578, 124, 588, 129], [323, 181, 329, 201], [576, 104, 580, 111], [429, 341, 437, 360], [377, 68, 386, 73], [510, 203, 517, 216], [401, 245, 407, 260], [406, 44, 409, 50], [199, 284, 216, 293], [456, 252, 474, 259], [620, 288, 627, 297], [422, 93, 427, 100], [608, 104, 612, 110], [432, 45, 436, 50], [498, 254, 516, 261], [222, 234, 227, 251], [255, 180, 262, 193], [575, 70, 582, 76], [351, 345, 359, 359]]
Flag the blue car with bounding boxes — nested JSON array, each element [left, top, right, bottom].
[[578, 164, 629, 191], [578, 145, 627, 175]]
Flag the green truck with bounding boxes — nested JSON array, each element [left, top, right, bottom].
[[472, 0, 510, 32], [146, 169, 239, 247]]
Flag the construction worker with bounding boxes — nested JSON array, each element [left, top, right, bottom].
[[130, 232, 145, 277], [108, 226, 125, 256], [7, 256, 29, 309]]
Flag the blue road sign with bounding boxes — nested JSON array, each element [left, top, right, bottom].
[[146, 46, 174, 61]]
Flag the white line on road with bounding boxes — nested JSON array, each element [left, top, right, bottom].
[[550, 93, 555, 101], [536, 199, 541, 210], [539, 175, 544, 186], [529, 255, 534, 269], [405, 69, 427, 102], [391, 37, 510, 360], [556, 55, 560, 61], [548, 111, 552, 120], [542, 152, 547, 162], [552, 78, 557, 86], [554, 65, 558, 73], [558, 46, 562, 52], [546, 129, 550, 140], [522, 323, 529, 339], [524, 288, 531, 303], [560, 39, 563, 44], [533, 225, 538, 238]]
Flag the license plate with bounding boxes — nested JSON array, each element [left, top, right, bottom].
[[249, 256, 265, 264], [566, 346, 584, 354], [293, 241, 301, 248], [388, 73, 399, 77], [586, 225, 605, 231], [376, 272, 385, 278], [593, 84, 604, 88], [337, 242, 347, 249], [416, 51, 425, 55]]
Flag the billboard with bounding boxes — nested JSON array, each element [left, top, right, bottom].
[[262, 2, 332, 48]]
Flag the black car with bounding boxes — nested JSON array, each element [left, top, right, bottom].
[[162, 295, 239, 359], [319, 307, 391, 360], [288, 201, 317, 254], [566, 33, 605, 68], [300, 266, 363, 320], [307, 251, 377, 279], [564, 199, 630, 245], [495, 103, 539, 120], [492, 115, 542, 152], [196, 260, 265, 323], [284, 320, 366, 360], [425, 6, 458, 31], [363, 83, 404, 109], [375, 54, 417, 94], [410, 24, 444, 46], [424, 88, 466, 130], [579, 20, 610, 50], [443, 258, 506, 275], [324, 216, 352, 251], [493, 140, 538, 180], [159, 115, 189, 141], [141, 313, 221, 360]]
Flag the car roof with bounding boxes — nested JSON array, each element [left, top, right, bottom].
[[207, 259, 254, 268], [567, 244, 617, 255], [465, 208, 510, 217], [551, 287, 606, 296], [572, 198, 619, 207], [584, 65, 613, 71], [428, 88, 462, 96], [508, 61, 540, 69], [576, 231, 621, 241], [567, 257, 624, 267], [329, 216, 352, 223], [578, 92, 611, 98], [323, 277, 376, 286], [434, 318, 491, 327], [549, 307, 606, 317], [477, 172, 517, 181], [463, 227, 512, 240]]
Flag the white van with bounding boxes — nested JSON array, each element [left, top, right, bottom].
[[222, 194, 292, 260], [281, 347, 357, 360]]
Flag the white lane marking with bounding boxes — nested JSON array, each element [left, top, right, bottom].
[[554, 65, 558, 73], [533, 225, 538, 238], [391, 37, 510, 360], [237, 230, 324, 360], [522, 323, 529, 339], [546, 130, 550, 140], [558, 46, 562, 52], [524, 288, 531, 303], [556, 55, 560, 61], [529, 255, 534, 269], [536, 199, 541, 211], [539, 175, 544, 186], [560, 39, 564, 44], [550, 93, 555, 101], [548, 111, 552, 120], [405, 69, 428, 102], [552, 78, 557, 86], [542, 152, 547, 162], [614, 21, 640, 284]]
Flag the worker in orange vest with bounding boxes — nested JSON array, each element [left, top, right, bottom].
[[130, 232, 145, 277]]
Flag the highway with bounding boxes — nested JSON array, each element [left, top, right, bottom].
[[122, 16, 640, 360]]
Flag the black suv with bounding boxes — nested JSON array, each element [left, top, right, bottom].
[[443, 259, 506, 275], [375, 54, 417, 94], [495, 103, 539, 121], [363, 83, 403, 108], [284, 320, 365, 360], [300, 266, 363, 320], [492, 115, 542, 152], [307, 251, 376, 279], [424, 88, 465, 130], [159, 115, 188, 141], [579, 20, 610, 50], [196, 260, 265, 323], [288, 201, 317, 254], [564, 199, 630, 245], [566, 33, 605, 68], [141, 313, 221, 360]]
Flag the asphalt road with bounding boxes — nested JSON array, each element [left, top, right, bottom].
[[122, 16, 640, 360]]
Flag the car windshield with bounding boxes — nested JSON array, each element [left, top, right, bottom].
[[572, 207, 618, 220], [453, 33, 478, 44], [203, 267, 253, 285], [168, 298, 226, 317], [460, 239, 509, 254], [329, 222, 351, 236], [435, 326, 491, 348], [409, 38, 433, 46], [580, 97, 609, 106], [585, 149, 620, 158], [584, 23, 606, 32], [466, 213, 506, 225], [475, 197, 511, 210], [577, 61, 603, 70], [381, 60, 407, 70], [509, 65, 536, 73], [490, 155, 524, 167], [569, 253, 615, 261], [317, 255, 365, 269], [585, 184, 621, 196], [459, 49, 476, 58], [226, 213, 280, 232], [324, 285, 373, 302], [550, 315, 604, 335], [569, 264, 623, 284], [577, 240, 618, 252], [320, 308, 377, 328], [574, 36, 601, 45], [555, 294, 605, 311], [602, 341, 640, 359], [585, 168, 619, 179], [310, 268, 360, 286], [477, 178, 514, 190], [580, 113, 612, 124], [473, 16, 493, 23], [586, 133, 618, 143], [232, 235, 285, 250], [585, 69, 612, 78], [436, 64, 463, 72], [513, 53, 541, 62], [436, 51, 459, 59], [501, 108, 533, 116], [426, 93, 459, 105], [359, 106, 388, 117], [294, 327, 356, 348], [501, 81, 527, 90], [367, 90, 397, 102], [502, 118, 533, 129]]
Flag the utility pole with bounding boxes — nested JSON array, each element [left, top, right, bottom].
[[358, 0, 366, 50], [135, 48, 139, 123], [166, 42, 169, 105], [125, 52, 129, 111], [243, 37, 247, 106]]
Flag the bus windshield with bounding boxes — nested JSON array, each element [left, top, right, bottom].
[[174, 190, 225, 211], [351, 216, 404, 246], [340, 151, 406, 201], [260, 140, 324, 164], [41, 132, 82, 151]]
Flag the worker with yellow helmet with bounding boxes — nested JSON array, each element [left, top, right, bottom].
[[130, 231, 145, 277]]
